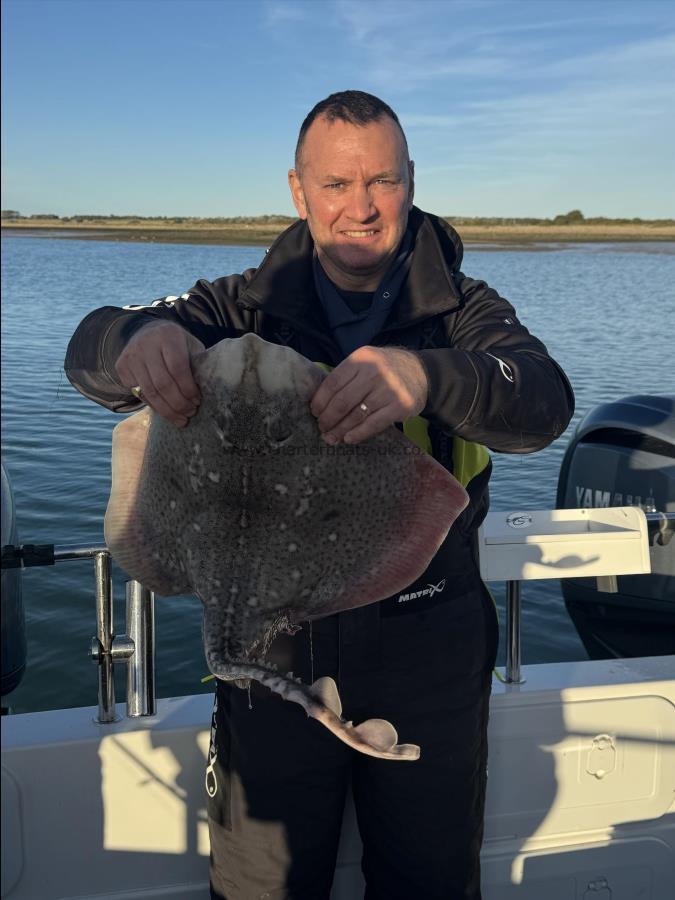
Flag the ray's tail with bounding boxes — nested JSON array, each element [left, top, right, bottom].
[[208, 658, 420, 761]]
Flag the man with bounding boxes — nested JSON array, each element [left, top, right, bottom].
[[65, 91, 574, 899]]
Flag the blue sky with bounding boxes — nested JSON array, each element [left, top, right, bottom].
[[2, 0, 674, 218]]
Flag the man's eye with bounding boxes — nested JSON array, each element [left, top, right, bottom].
[[325, 182, 344, 189]]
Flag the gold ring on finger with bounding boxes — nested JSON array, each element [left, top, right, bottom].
[[131, 385, 144, 400]]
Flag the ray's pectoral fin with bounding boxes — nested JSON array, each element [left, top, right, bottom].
[[202, 606, 419, 761], [105, 409, 190, 596]]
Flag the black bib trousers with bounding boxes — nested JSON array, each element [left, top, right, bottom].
[[207, 548, 498, 900]]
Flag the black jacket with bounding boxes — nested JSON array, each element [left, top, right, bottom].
[[64, 206, 574, 564]]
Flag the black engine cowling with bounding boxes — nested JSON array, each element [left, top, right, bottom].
[[1, 460, 27, 697], [556, 394, 675, 658]]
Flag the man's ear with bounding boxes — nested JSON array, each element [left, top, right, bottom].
[[288, 169, 308, 220], [407, 160, 415, 210]]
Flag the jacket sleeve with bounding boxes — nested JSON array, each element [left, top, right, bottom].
[[417, 273, 574, 453], [63, 272, 256, 412]]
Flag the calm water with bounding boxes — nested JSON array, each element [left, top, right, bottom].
[[2, 235, 674, 713]]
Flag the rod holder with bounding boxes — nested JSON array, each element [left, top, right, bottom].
[[89, 575, 157, 721], [124, 581, 156, 717], [36, 546, 160, 723], [93, 550, 117, 723]]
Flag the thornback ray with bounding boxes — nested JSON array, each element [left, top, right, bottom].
[[105, 333, 469, 760]]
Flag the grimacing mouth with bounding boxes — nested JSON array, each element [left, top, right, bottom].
[[339, 229, 379, 238]]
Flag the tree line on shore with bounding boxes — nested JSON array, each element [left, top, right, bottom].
[[2, 210, 673, 226]]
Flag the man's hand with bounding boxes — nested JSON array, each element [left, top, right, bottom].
[[310, 346, 429, 445], [115, 320, 205, 427]]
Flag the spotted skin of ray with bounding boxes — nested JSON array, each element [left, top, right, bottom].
[[105, 333, 470, 760]]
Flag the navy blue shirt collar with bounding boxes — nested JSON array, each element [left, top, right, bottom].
[[313, 229, 414, 357]]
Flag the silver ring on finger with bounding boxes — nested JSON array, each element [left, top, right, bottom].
[[131, 385, 145, 401], [359, 401, 369, 415]]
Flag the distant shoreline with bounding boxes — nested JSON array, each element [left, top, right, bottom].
[[3, 220, 675, 248]]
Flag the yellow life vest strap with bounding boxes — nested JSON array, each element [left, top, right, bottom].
[[450, 434, 491, 489], [403, 416, 489, 489]]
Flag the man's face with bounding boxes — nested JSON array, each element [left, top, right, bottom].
[[288, 115, 414, 291]]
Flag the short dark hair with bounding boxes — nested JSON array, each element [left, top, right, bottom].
[[294, 90, 408, 171]]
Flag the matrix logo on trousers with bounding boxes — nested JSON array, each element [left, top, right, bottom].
[[398, 579, 446, 604]]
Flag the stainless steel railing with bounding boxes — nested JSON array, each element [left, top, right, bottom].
[[501, 511, 674, 685], [75, 545, 156, 723], [3, 542, 155, 723], [505, 581, 524, 684]]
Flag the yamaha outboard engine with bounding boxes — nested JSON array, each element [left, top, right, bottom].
[[1, 460, 27, 698], [557, 395, 674, 658]]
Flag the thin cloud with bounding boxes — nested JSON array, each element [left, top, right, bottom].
[[335, 0, 422, 42], [264, 1, 308, 27], [332, 0, 675, 94], [401, 114, 463, 129], [543, 31, 675, 77]]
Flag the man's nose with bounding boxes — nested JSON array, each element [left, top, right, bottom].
[[345, 184, 375, 222]]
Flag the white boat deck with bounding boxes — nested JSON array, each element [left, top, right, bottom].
[[3, 655, 674, 899]]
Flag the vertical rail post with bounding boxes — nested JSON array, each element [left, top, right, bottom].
[[125, 581, 156, 717], [93, 550, 118, 722], [505, 580, 525, 684]]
